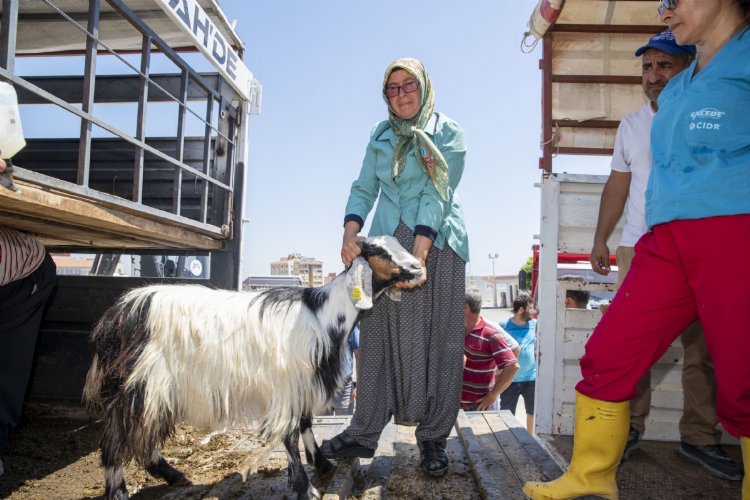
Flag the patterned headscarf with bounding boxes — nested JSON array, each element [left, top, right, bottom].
[[383, 58, 450, 201]]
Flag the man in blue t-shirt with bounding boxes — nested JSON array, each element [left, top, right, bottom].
[[499, 293, 537, 435]]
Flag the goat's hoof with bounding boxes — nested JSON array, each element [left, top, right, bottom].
[[106, 484, 129, 500], [298, 484, 321, 500]]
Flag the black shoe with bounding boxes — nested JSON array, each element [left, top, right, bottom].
[[678, 442, 744, 481], [621, 427, 641, 461], [418, 440, 449, 477], [320, 431, 375, 459]]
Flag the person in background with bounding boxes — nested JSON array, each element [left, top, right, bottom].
[[321, 57, 469, 479], [329, 324, 360, 416], [564, 289, 590, 309], [482, 309, 521, 410], [461, 289, 519, 411], [499, 293, 537, 434], [589, 29, 740, 479], [524, 1, 750, 498], [483, 317, 521, 360], [0, 155, 58, 477]]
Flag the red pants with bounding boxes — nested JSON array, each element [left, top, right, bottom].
[[577, 215, 750, 438]]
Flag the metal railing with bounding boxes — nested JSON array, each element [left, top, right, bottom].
[[0, 0, 242, 236]]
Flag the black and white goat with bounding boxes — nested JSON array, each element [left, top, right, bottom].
[[83, 235, 424, 500]]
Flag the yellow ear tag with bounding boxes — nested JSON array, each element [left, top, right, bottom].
[[352, 286, 362, 300]]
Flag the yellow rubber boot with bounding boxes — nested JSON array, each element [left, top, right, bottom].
[[523, 391, 629, 500], [742, 437, 749, 500]]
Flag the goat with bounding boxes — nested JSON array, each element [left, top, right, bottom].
[[83, 235, 424, 500]]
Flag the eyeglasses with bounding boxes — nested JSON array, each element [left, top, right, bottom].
[[658, 0, 676, 15], [384, 80, 419, 98]]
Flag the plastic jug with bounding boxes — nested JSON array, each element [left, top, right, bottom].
[[0, 81, 26, 158]]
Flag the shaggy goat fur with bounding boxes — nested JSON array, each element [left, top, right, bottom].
[[83, 235, 424, 500]]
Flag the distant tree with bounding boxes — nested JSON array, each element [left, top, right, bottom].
[[521, 256, 533, 276], [519, 256, 533, 291]]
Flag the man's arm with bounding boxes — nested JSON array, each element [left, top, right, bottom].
[[590, 170, 631, 275], [475, 362, 520, 411]]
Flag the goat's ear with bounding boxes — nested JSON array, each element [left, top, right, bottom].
[[346, 257, 373, 310]]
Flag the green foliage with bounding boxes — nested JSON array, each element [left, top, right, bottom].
[[521, 256, 533, 275], [517, 255, 534, 291]]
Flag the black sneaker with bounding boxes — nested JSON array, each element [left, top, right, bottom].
[[621, 427, 641, 461], [678, 442, 744, 481]]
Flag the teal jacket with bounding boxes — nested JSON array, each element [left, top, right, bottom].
[[344, 112, 469, 262]]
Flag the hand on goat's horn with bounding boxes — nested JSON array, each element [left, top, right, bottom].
[[341, 235, 365, 267]]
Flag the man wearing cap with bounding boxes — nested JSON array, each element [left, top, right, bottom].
[[589, 30, 742, 480]]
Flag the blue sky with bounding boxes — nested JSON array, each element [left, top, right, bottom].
[[222, 0, 610, 278]]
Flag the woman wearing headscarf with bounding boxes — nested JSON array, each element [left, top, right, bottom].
[[524, 1, 750, 499], [320, 58, 468, 477]]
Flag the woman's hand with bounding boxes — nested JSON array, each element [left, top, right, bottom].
[[395, 263, 427, 289], [395, 234, 430, 288], [341, 221, 364, 267]]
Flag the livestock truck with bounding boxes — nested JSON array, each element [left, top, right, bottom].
[[0, 0, 260, 401]]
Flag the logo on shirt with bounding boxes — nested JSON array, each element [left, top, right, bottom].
[[689, 107, 726, 131]]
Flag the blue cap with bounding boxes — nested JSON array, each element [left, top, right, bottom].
[[634, 30, 696, 57]]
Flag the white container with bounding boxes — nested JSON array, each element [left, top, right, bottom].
[[0, 81, 26, 158]]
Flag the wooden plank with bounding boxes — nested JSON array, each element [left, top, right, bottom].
[[0, 179, 223, 250], [483, 412, 549, 485], [495, 411, 563, 481], [536, 175, 562, 434], [556, 0, 663, 27], [387, 423, 434, 498], [0, 212, 207, 250], [321, 417, 358, 500], [377, 421, 478, 499], [322, 456, 359, 500], [443, 424, 480, 499], [360, 419, 398, 500], [456, 411, 524, 500]]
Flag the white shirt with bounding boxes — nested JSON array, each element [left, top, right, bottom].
[[611, 102, 655, 247], [483, 318, 519, 352]]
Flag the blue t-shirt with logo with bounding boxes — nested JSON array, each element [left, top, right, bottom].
[[503, 318, 537, 382], [647, 28, 750, 228]]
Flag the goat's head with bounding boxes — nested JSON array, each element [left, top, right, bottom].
[[344, 235, 425, 311], [361, 235, 425, 291]]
